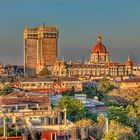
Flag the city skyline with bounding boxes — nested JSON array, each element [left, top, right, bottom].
[[0, 0, 140, 65]]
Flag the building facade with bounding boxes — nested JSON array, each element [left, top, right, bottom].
[[47, 36, 133, 80], [24, 24, 58, 76], [90, 35, 109, 63], [132, 65, 140, 77], [120, 78, 140, 90], [12, 77, 82, 93]]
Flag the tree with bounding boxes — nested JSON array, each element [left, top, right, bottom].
[[62, 90, 76, 96], [127, 98, 140, 118], [102, 130, 118, 140], [97, 77, 115, 94], [75, 118, 96, 138], [109, 120, 134, 140], [75, 118, 94, 128], [55, 96, 84, 122], [127, 98, 140, 138], [0, 126, 17, 136], [105, 99, 120, 107], [107, 106, 131, 126], [92, 115, 107, 140], [83, 85, 97, 98], [0, 83, 13, 96]]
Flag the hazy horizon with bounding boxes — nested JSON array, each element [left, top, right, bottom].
[[0, 0, 140, 65]]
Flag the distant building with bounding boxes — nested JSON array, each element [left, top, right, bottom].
[[90, 35, 109, 63], [0, 91, 50, 110], [47, 35, 133, 80], [12, 77, 82, 93], [120, 78, 140, 90], [75, 94, 87, 101], [24, 24, 58, 76], [132, 65, 140, 77], [0, 64, 24, 77]]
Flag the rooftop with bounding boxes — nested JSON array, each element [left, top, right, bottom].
[[122, 78, 140, 83]]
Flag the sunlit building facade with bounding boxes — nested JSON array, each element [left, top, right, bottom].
[[47, 36, 133, 80], [24, 24, 58, 76]]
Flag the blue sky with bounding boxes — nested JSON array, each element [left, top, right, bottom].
[[0, 0, 139, 64]]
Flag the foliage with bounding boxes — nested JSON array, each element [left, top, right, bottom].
[[75, 118, 98, 138], [57, 78, 140, 139], [107, 106, 131, 126], [93, 77, 116, 101], [102, 130, 118, 140], [127, 98, 140, 138], [109, 89, 140, 105], [62, 89, 76, 96], [0, 83, 13, 96], [105, 99, 120, 107], [0, 126, 17, 136], [109, 120, 134, 140], [55, 96, 97, 122], [75, 118, 94, 128], [93, 115, 107, 140], [97, 77, 115, 93], [91, 115, 134, 140], [62, 87, 83, 96], [127, 98, 140, 118], [55, 96, 84, 122], [83, 86, 97, 98], [84, 108, 98, 121]]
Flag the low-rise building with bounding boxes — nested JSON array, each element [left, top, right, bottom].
[[120, 78, 140, 90], [132, 65, 140, 77], [0, 91, 50, 111], [12, 77, 82, 93], [74, 94, 106, 115]]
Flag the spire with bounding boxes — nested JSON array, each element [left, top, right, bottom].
[[128, 54, 131, 61], [98, 35, 102, 44], [62, 56, 65, 62]]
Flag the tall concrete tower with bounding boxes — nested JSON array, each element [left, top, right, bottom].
[[24, 24, 58, 76]]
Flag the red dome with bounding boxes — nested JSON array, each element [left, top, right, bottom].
[[91, 35, 109, 54], [54, 61, 59, 66], [60, 61, 66, 67], [92, 43, 108, 54], [125, 58, 133, 67]]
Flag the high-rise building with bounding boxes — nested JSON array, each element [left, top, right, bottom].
[[24, 24, 58, 76]]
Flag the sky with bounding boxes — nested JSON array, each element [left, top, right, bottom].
[[0, 0, 140, 65]]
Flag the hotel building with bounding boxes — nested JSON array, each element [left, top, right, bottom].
[[48, 35, 133, 80]]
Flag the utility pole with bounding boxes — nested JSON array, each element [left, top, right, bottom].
[[64, 108, 67, 126], [3, 116, 7, 138], [105, 117, 109, 134]]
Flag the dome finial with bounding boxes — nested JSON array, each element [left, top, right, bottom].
[[98, 35, 102, 43], [128, 54, 130, 59]]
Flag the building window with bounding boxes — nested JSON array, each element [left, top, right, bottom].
[[52, 133, 56, 140], [31, 84, 36, 86], [26, 84, 30, 87]]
